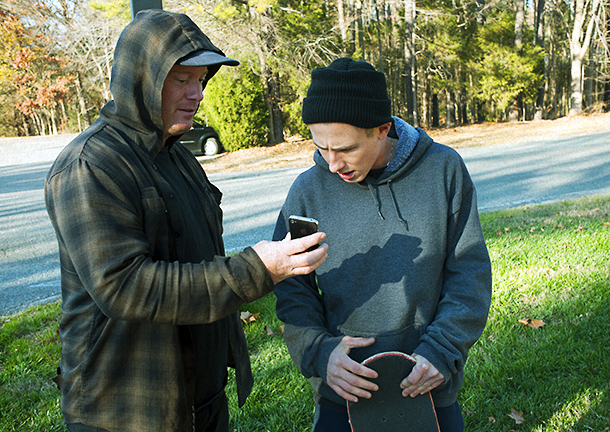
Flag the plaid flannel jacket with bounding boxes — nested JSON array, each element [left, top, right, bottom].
[[44, 10, 273, 431]]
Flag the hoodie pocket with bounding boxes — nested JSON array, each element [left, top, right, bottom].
[[338, 323, 425, 364]]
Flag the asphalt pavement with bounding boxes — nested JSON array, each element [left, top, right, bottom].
[[1, 129, 610, 316]]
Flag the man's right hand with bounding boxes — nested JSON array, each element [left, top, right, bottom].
[[326, 336, 377, 403], [252, 232, 328, 284]]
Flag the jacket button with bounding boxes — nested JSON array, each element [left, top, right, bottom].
[[174, 232, 181, 238], [169, 194, 174, 199]]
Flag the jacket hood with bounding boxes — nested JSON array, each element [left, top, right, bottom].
[[99, 10, 230, 155]]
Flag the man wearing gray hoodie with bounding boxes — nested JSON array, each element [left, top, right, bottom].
[[273, 58, 492, 432], [45, 10, 327, 432]]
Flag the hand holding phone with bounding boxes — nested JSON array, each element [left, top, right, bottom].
[[289, 215, 319, 252], [252, 216, 327, 284]]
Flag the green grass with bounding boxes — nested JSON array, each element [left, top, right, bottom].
[[2, 195, 609, 431], [0, 302, 62, 431]]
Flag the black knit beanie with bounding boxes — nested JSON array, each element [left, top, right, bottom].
[[302, 57, 392, 128]]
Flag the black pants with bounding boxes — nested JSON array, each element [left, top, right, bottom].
[[312, 400, 465, 432], [194, 391, 229, 432], [66, 393, 229, 432]]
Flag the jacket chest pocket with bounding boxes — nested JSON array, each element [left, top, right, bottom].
[[141, 187, 172, 260]]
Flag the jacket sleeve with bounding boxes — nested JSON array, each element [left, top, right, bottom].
[[273, 210, 343, 381], [414, 161, 492, 382], [45, 158, 274, 325]]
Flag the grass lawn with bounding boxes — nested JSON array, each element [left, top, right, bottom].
[[1, 195, 609, 431]]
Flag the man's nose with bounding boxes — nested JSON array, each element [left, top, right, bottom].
[[188, 83, 204, 101], [327, 152, 344, 173]]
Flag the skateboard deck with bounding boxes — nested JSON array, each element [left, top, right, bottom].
[[347, 351, 441, 432]]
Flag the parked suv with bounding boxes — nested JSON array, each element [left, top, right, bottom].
[[177, 122, 224, 156]]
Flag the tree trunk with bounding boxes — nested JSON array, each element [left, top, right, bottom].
[[51, 107, 58, 135], [445, 90, 452, 128], [511, 0, 525, 122], [268, 70, 285, 144], [75, 72, 91, 129], [459, 88, 468, 125], [570, 59, 585, 114], [475, 0, 486, 24], [569, 0, 601, 115], [256, 7, 285, 145], [585, 42, 595, 109], [605, 14, 610, 112], [376, 2, 384, 73], [21, 113, 30, 137], [349, 11, 356, 57], [356, 2, 365, 59], [514, 0, 525, 50], [549, 19, 558, 119], [534, 0, 546, 121], [432, 93, 439, 127], [337, 0, 348, 42], [33, 112, 43, 136], [404, 0, 418, 126], [422, 74, 431, 128], [257, 56, 285, 145], [60, 100, 68, 126]]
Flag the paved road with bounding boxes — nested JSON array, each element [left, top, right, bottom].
[[459, 131, 610, 212], [1, 130, 610, 316]]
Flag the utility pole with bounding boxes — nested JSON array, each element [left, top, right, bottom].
[[130, 0, 163, 19]]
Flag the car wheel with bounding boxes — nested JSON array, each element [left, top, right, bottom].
[[203, 136, 221, 156]]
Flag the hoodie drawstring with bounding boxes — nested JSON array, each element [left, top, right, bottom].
[[367, 181, 385, 220], [366, 180, 409, 231], [388, 180, 409, 231]]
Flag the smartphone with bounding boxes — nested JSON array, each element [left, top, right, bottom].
[[289, 215, 319, 252]]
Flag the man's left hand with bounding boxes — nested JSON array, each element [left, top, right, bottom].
[[252, 232, 328, 284], [400, 353, 444, 397]]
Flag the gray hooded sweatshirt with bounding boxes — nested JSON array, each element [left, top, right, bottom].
[[273, 117, 492, 410]]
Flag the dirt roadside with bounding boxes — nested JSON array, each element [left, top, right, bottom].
[[199, 112, 610, 174]]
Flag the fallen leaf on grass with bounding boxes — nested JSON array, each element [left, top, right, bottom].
[[518, 318, 546, 328], [240, 311, 259, 324], [265, 325, 286, 336], [509, 408, 526, 424], [603, 222, 610, 226], [488, 416, 496, 424]]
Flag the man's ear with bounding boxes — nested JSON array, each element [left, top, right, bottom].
[[377, 122, 392, 140]]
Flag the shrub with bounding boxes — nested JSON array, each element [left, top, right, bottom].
[[201, 66, 269, 151]]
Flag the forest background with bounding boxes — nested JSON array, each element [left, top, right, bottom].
[[0, 0, 609, 152]]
